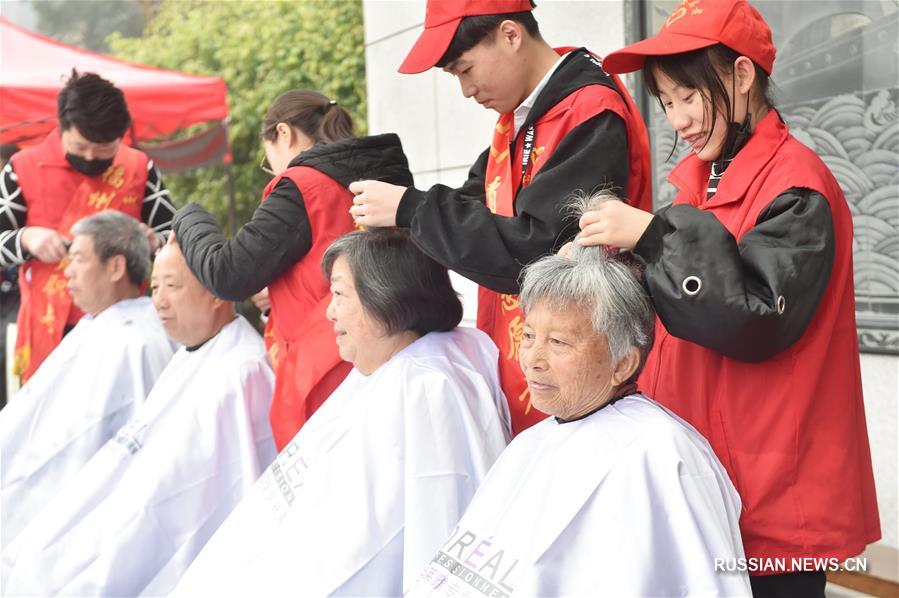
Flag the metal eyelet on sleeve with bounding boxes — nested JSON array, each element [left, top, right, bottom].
[[682, 276, 702, 296], [776, 295, 786, 315]]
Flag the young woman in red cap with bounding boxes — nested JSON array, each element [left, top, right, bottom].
[[348, 0, 651, 437], [576, 1, 880, 596]]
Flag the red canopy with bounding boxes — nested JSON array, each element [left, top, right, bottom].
[[0, 17, 229, 146]]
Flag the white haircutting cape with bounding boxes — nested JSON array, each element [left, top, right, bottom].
[[0, 295, 173, 583], [173, 327, 511, 597], [4, 315, 277, 597], [407, 394, 752, 597]]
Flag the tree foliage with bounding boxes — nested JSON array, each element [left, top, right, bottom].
[[108, 0, 366, 227], [33, 0, 158, 52]]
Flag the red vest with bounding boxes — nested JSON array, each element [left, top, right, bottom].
[[639, 110, 880, 565], [478, 48, 652, 436], [11, 129, 147, 381], [261, 166, 355, 450]]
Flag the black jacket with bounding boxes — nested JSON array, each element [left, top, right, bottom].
[[634, 187, 835, 362], [396, 49, 631, 294], [172, 134, 413, 301]]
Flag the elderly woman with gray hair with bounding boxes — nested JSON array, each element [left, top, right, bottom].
[[173, 228, 511, 597], [407, 194, 751, 597]]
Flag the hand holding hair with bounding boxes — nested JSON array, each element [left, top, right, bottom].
[[578, 199, 654, 250], [348, 180, 406, 228]]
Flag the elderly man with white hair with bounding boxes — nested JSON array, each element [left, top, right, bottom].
[[0, 210, 173, 572], [4, 239, 277, 597], [407, 194, 751, 597]]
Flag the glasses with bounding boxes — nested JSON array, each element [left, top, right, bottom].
[[259, 156, 276, 176]]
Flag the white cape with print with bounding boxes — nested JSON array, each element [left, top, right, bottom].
[[407, 394, 752, 598], [173, 327, 511, 598], [0, 296, 173, 577], [4, 316, 277, 597]]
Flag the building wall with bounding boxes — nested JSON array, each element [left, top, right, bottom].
[[362, 0, 897, 582]]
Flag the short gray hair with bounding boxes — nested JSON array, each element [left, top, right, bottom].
[[71, 210, 150, 285], [519, 190, 655, 378]]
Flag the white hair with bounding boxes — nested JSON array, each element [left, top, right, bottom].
[[519, 190, 655, 375]]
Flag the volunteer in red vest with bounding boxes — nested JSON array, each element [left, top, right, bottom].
[[171, 89, 413, 450], [574, 2, 880, 596], [1, 70, 175, 382], [348, 0, 652, 436]]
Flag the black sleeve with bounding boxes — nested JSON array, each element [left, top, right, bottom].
[[633, 187, 835, 362], [141, 161, 176, 233], [452, 148, 489, 204], [0, 163, 28, 267], [171, 178, 313, 301], [394, 146, 488, 222], [396, 111, 629, 294]]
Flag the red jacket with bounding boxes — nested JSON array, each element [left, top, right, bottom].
[[262, 166, 355, 450], [639, 110, 880, 565]]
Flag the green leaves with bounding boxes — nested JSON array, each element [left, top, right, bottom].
[[109, 0, 366, 229]]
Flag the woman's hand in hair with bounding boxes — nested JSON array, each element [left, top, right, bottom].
[[348, 180, 407, 228], [577, 200, 654, 250]]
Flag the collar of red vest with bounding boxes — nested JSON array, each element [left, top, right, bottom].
[[34, 128, 71, 168], [503, 47, 619, 135], [667, 109, 789, 207]]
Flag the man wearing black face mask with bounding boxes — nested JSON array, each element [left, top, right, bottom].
[[0, 70, 175, 383]]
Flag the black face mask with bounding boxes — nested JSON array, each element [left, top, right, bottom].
[[65, 153, 114, 177], [717, 75, 754, 165], [719, 112, 752, 163]]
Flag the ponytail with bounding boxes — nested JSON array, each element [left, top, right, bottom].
[[317, 100, 355, 144], [261, 89, 355, 145]]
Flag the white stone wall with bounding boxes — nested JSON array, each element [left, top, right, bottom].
[[363, 0, 897, 582]]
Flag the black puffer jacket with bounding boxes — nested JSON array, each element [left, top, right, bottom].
[[172, 134, 413, 301]]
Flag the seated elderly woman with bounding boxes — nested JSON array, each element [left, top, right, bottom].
[[406, 209, 751, 597], [173, 229, 511, 597]]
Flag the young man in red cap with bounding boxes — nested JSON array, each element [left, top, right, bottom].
[[574, 1, 880, 596], [350, 0, 651, 436]]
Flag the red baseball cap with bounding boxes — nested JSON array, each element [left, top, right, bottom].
[[398, 0, 534, 74], [603, 0, 775, 75]]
